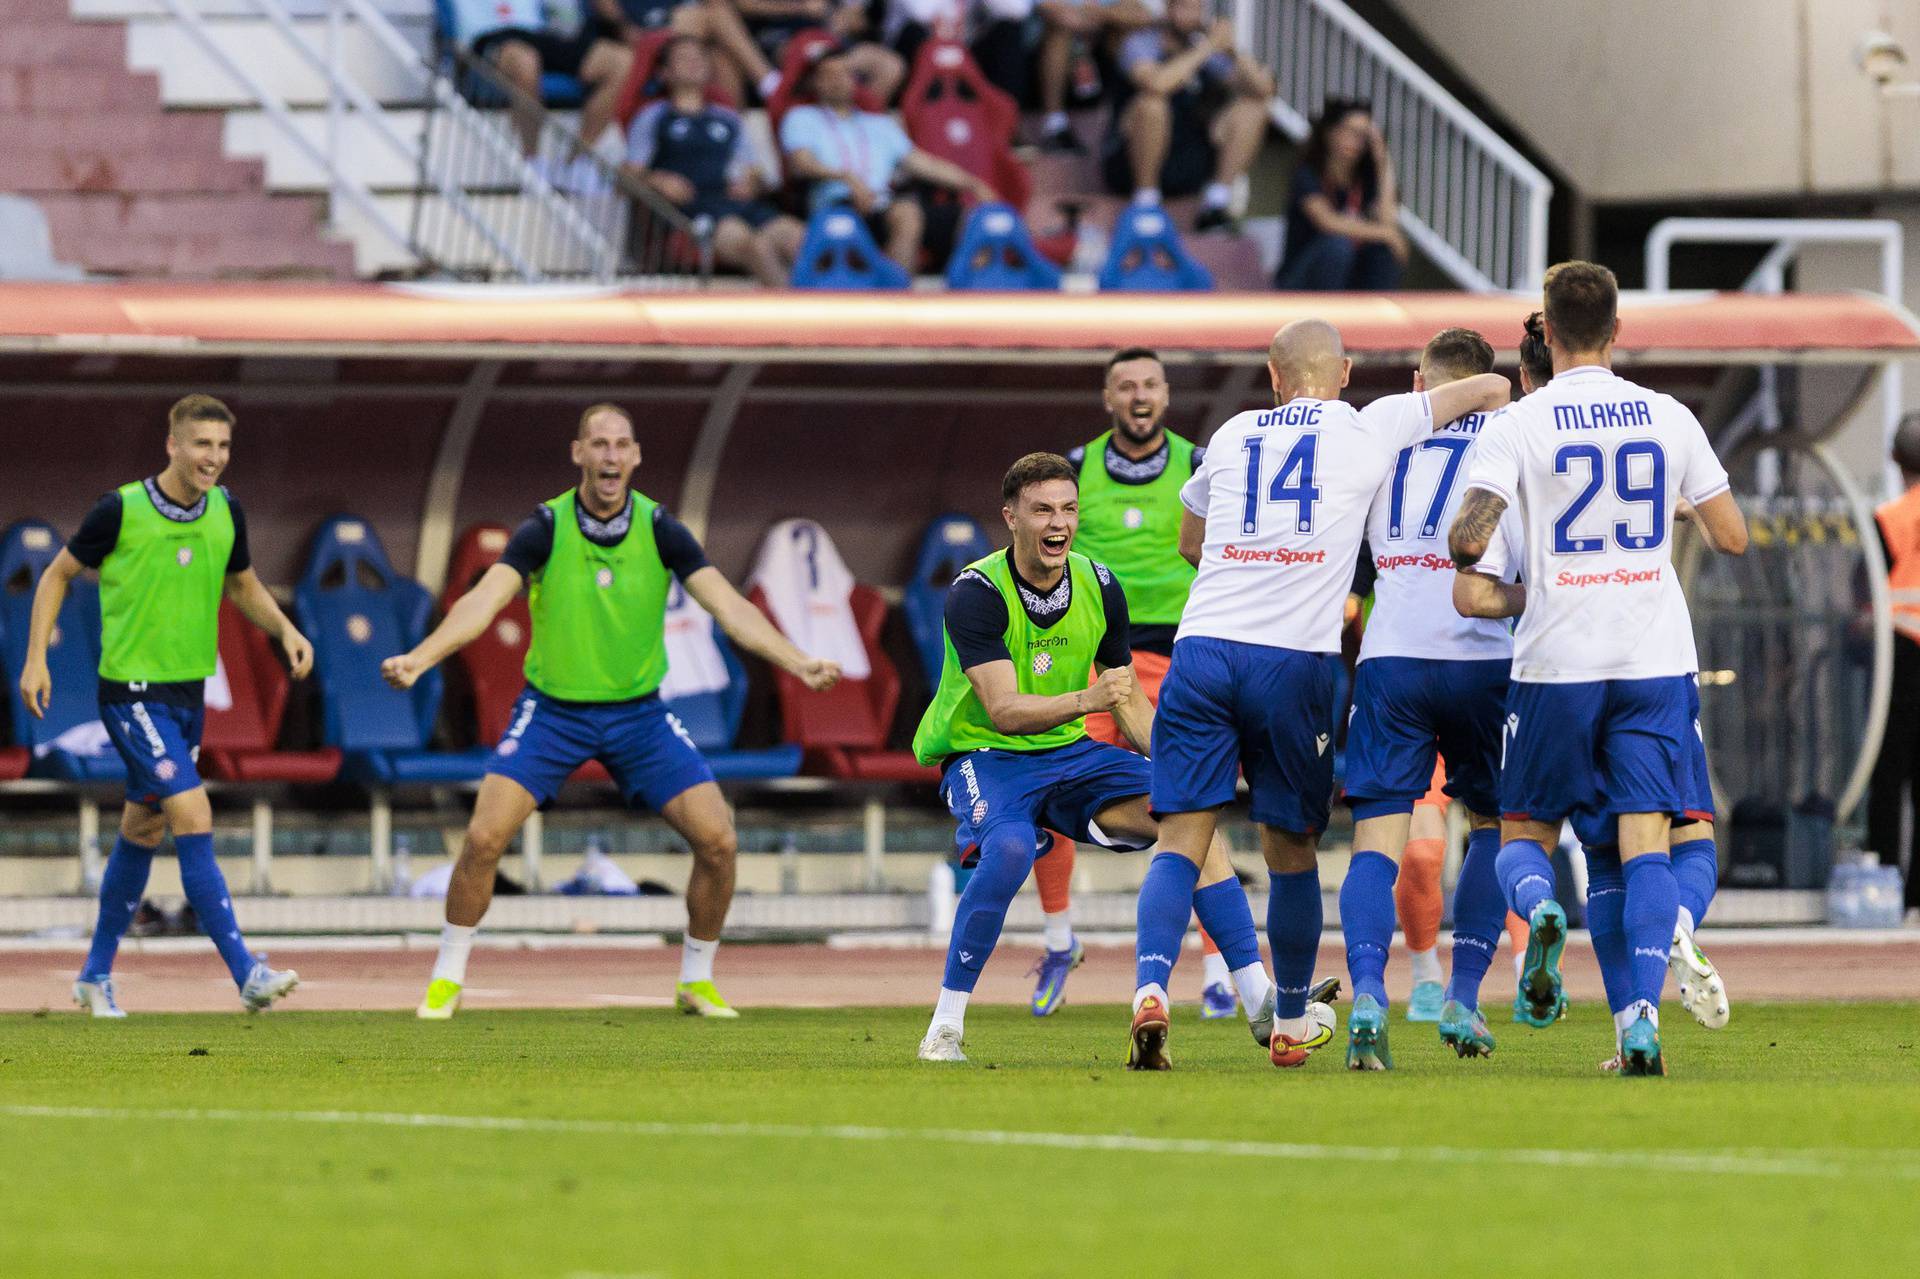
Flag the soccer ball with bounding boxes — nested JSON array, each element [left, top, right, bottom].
[[1304, 1000, 1337, 1042]]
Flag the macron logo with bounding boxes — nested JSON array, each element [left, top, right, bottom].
[[1315, 733, 1329, 756], [958, 951, 975, 964]]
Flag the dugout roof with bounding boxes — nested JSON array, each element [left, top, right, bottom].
[[0, 282, 1915, 365]]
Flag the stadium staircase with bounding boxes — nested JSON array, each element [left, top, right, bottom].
[[0, 0, 356, 278]]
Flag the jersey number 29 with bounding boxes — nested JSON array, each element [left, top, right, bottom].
[[1240, 434, 1322, 535], [1551, 439, 1667, 553]]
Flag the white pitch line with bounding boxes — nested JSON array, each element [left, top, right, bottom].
[[2, 1105, 1915, 1182]]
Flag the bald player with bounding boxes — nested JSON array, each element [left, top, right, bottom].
[[1129, 319, 1510, 1070]]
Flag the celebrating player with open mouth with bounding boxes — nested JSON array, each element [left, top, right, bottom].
[[384, 404, 841, 1022], [21, 395, 315, 1017]]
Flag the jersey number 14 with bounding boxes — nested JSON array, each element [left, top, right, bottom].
[[1240, 433, 1322, 535]]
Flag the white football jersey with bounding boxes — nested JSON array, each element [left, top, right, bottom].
[[1358, 406, 1518, 664], [1467, 365, 1729, 683], [1179, 392, 1433, 653]]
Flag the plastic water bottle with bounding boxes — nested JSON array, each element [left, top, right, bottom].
[[927, 861, 956, 938], [1827, 853, 1904, 928], [390, 833, 413, 897], [1070, 217, 1109, 277], [779, 833, 801, 895], [81, 833, 103, 894]]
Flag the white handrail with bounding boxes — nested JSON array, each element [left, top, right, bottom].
[[1233, 0, 1551, 292]]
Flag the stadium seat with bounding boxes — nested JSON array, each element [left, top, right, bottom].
[[0, 520, 124, 783], [765, 28, 884, 131], [900, 39, 1030, 212], [901, 514, 993, 686], [611, 28, 737, 132], [747, 521, 933, 783], [944, 204, 1061, 291], [295, 516, 489, 785], [443, 523, 799, 783], [1097, 205, 1214, 292], [0, 582, 33, 781], [791, 207, 912, 290], [434, 0, 585, 109], [199, 600, 342, 785]]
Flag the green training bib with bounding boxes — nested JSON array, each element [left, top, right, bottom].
[[98, 480, 231, 683], [523, 490, 671, 702], [1072, 431, 1196, 627]]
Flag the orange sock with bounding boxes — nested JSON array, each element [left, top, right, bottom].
[[1033, 832, 1075, 915], [1199, 924, 1221, 955], [1395, 838, 1446, 952]]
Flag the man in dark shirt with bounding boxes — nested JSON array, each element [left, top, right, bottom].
[[19, 394, 314, 1016], [383, 403, 840, 1021]]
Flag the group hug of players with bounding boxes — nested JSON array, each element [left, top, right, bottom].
[[31, 260, 1739, 1078], [916, 259, 1745, 1077]]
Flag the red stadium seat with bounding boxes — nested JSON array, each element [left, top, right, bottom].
[[765, 28, 884, 133], [900, 39, 1030, 211], [611, 28, 738, 133], [750, 582, 934, 783], [200, 599, 342, 784], [0, 747, 26, 781]]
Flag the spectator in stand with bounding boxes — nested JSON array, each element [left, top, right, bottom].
[[1272, 98, 1409, 290], [780, 43, 997, 272], [471, 3, 636, 161], [623, 37, 805, 285], [733, 1, 907, 102], [609, 0, 788, 105], [1035, 0, 1158, 154], [884, 1, 1032, 103], [1101, 0, 1273, 233]]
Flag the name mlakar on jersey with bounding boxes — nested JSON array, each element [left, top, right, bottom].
[[1557, 566, 1664, 587], [1553, 400, 1653, 430]]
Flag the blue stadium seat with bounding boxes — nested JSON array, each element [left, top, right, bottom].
[[791, 207, 912, 290], [901, 514, 993, 686], [0, 520, 125, 782], [434, 0, 585, 109], [661, 583, 802, 781], [1098, 206, 1214, 292], [944, 204, 1062, 292], [294, 517, 488, 785]]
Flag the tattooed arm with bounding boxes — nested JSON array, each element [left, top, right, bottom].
[[1448, 487, 1508, 570]]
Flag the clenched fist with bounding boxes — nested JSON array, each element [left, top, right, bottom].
[[381, 653, 427, 690], [1085, 665, 1135, 713], [794, 657, 843, 692]]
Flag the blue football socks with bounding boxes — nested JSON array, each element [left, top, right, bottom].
[[1445, 826, 1504, 1008], [1621, 852, 1680, 1008], [940, 824, 1039, 994], [1582, 848, 1631, 1014], [81, 835, 157, 982], [1190, 876, 1261, 973], [1495, 839, 1556, 921], [1267, 869, 1322, 1018], [1135, 853, 1199, 993], [1339, 850, 1397, 1008], [1671, 836, 1718, 929], [175, 831, 255, 988]]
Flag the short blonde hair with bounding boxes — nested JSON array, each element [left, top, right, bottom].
[[169, 393, 234, 437]]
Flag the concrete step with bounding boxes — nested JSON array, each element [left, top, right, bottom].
[[73, 0, 431, 21], [344, 190, 632, 278], [49, 224, 357, 278], [0, 65, 163, 112], [36, 189, 329, 240], [125, 16, 432, 109], [12, 108, 228, 151], [0, 146, 265, 193], [0, 19, 130, 66]]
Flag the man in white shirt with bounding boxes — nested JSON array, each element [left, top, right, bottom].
[[1126, 317, 1509, 1071], [1448, 260, 1748, 1077], [1341, 326, 1519, 1067]]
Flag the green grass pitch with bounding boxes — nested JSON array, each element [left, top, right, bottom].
[[4, 1003, 1917, 1278]]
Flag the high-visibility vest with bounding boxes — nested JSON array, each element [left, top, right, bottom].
[[1876, 484, 1920, 644]]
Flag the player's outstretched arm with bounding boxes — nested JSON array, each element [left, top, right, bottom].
[[1424, 372, 1512, 427], [381, 562, 522, 690], [965, 660, 1132, 737], [1688, 491, 1750, 556], [1452, 569, 1525, 620], [1447, 487, 1508, 570], [683, 566, 842, 692], [17, 547, 83, 719], [1102, 663, 1155, 756], [224, 567, 314, 679]]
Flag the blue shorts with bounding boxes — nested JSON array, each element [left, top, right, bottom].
[[1149, 636, 1340, 834], [1569, 677, 1715, 848], [1501, 675, 1713, 827], [942, 737, 1154, 857], [101, 698, 206, 808], [486, 686, 714, 813], [1344, 656, 1509, 820]]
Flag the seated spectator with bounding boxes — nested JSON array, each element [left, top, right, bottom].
[[734, 0, 907, 102], [624, 38, 805, 285], [1035, 0, 1158, 153], [1273, 98, 1408, 290], [1101, 0, 1273, 233], [472, 2, 636, 159], [611, 0, 787, 104], [779, 43, 997, 272], [884, 1, 1032, 104]]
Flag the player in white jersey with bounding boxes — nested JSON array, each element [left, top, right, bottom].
[[1126, 318, 1509, 1071], [1448, 261, 1748, 1077], [1340, 327, 1520, 1067]]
